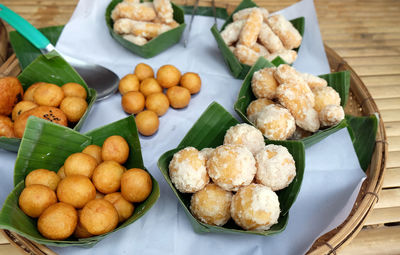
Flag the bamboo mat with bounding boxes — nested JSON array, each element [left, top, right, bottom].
[[1, 0, 399, 254]]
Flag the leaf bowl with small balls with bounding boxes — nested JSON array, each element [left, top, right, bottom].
[[0, 115, 159, 247]]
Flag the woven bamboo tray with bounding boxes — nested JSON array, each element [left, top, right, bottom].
[[0, 4, 387, 253]]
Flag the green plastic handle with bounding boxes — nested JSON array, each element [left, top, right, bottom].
[[0, 4, 50, 50]]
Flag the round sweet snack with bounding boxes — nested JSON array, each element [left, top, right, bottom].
[[255, 104, 296, 140], [74, 209, 93, 238], [246, 98, 274, 123], [23, 82, 45, 102], [166, 86, 191, 109], [207, 144, 256, 192], [104, 192, 134, 223], [0, 115, 15, 138], [14, 106, 68, 138], [199, 147, 214, 160], [61, 82, 87, 99], [319, 104, 345, 127], [18, 184, 57, 218], [251, 67, 278, 99], [25, 169, 60, 191], [96, 192, 105, 199], [121, 91, 145, 114], [135, 110, 160, 136], [180, 72, 201, 94], [157, 64, 181, 88], [64, 152, 98, 178], [33, 83, 64, 107], [11, 101, 38, 121], [223, 123, 265, 155], [0, 77, 23, 116], [121, 168, 153, 203], [92, 161, 125, 194], [190, 183, 233, 226], [82, 144, 103, 164], [139, 78, 163, 97], [80, 199, 118, 235], [169, 147, 209, 193], [57, 165, 66, 179], [145, 92, 170, 116], [60, 97, 88, 123], [134, 63, 154, 81], [38, 202, 78, 240], [56, 175, 96, 209], [313, 86, 341, 113], [231, 184, 280, 231], [118, 74, 140, 95], [255, 144, 296, 191], [101, 135, 130, 164]]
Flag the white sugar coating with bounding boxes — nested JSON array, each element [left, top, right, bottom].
[[200, 148, 214, 160], [233, 7, 269, 23], [223, 123, 265, 155], [231, 183, 280, 230], [266, 49, 298, 64], [295, 106, 320, 132], [221, 20, 245, 46], [246, 98, 275, 123], [259, 23, 285, 53], [234, 44, 260, 66], [301, 73, 327, 90], [255, 144, 296, 191], [169, 147, 209, 193], [267, 14, 302, 49], [255, 104, 296, 140], [313, 86, 341, 113], [251, 43, 270, 57], [190, 183, 233, 226], [319, 105, 345, 127], [113, 18, 134, 34], [251, 67, 278, 99], [207, 144, 256, 192], [122, 34, 148, 46]]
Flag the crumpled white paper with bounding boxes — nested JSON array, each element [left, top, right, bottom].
[[0, 0, 365, 254]]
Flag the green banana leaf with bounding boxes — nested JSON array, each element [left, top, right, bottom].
[[234, 57, 350, 148], [0, 115, 159, 247], [180, 5, 228, 19], [158, 102, 305, 235], [0, 51, 97, 152], [211, 0, 305, 79], [105, 0, 186, 58]]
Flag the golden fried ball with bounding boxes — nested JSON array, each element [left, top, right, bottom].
[[119, 74, 140, 95], [313, 86, 341, 113], [251, 67, 278, 99], [134, 63, 154, 81], [121, 168, 152, 203], [38, 202, 78, 240], [57, 165, 66, 179], [135, 110, 159, 136], [24, 82, 45, 102], [104, 192, 134, 223], [101, 135, 130, 164], [57, 175, 96, 209], [0, 115, 15, 138], [156, 65, 181, 88], [64, 152, 98, 178], [61, 82, 87, 99], [25, 169, 60, 191], [92, 161, 125, 194], [33, 83, 64, 107], [246, 98, 275, 123], [180, 72, 201, 94], [80, 199, 119, 235], [59, 97, 88, 123], [74, 210, 93, 238], [139, 78, 162, 97], [82, 144, 103, 164], [0, 77, 23, 116], [166, 86, 190, 109], [121, 91, 145, 114], [11, 101, 38, 121], [18, 184, 57, 218], [96, 192, 105, 199], [145, 92, 169, 116]]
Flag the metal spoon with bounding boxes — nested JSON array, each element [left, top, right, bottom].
[[0, 4, 119, 101]]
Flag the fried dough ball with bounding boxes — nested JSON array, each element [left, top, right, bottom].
[[33, 83, 64, 107], [57, 165, 66, 179], [38, 202, 78, 240], [64, 152, 97, 178], [224, 123, 264, 155], [57, 175, 96, 209], [92, 161, 125, 194], [313, 86, 341, 113], [82, 144, 103, 164], [136, 110, 159, 136], [301, 73, 327, 90], [121, 91, 145, 114], [140, 78, 162, 97], [74, 210, 93, 238], [190, 183, 232, 226], [119, 74, 140, 95], [61, 82, 87, 99], [121, 168, 153, 202], [169, 147, 209, 193], [251, 67, 278, 99], [60, 97, 88, 123], [101, 135, 130, 164], [80, 199, 118, 235], [23, 82, 45, 102], [135, 63, 154, 81], [145, 93, 169, 116], [319, 105, 345, 127], [0, 115, 15, 138], [25, 169, 60, 191], [199, 147, 214, 160], [157, 65, 181, 88], [104, 192, 134, 223], [14, 106, 68, 138], [19, 184, 57, 218], [166, 86, 190, 109], [207, 144, 256, 192], [11, 101, 37, 121], [246, 98, 274, 123], [0, 77, 23, 115], [180, 72, 201, 94], [231, 184, 280, 231], [96, 192, 105, 199], [255, 144, 296, 191]]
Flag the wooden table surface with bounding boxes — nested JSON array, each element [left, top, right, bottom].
[[0, 0, 399, 254]]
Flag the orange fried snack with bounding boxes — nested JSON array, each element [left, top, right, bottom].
[[258, 23, 285, 53], [238, 9, 263, 48], [153, 0, 174, 24], [267, 14, 302, 49], [234, 45, 260, 66], [251, 43, 269, 57], [111, 2, 156, 22]]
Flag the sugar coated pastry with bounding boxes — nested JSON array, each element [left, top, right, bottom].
[[190, 183, 232, 226], [153, 0, 174, 24], [122, 34, 148, 46], [267, 14, 302, 49], [207, 144, 256, 192], [319, 105, 345, 127], [246, 98, 275, 123], [255, 104, 296, 140], [234, 44, 260, 66], [169, 147, 209, 193], [200, 148, 214, 160], [238, 9, 263, 48], [223, 123, 265, 155], [114, 19, 172, 39], [301, 73, 327, 90], [255, 144, 296, 191], [258, 23, 285, 53], [251, 42, 269, 57], [221, 20, 245, 46], [231, 184, 280, 230], [313, 86, 341, 112], [251, 67, 278, 99], [233, 7, 269, 23], [111, 2, 156, 22], [123, 0, 140, 3], [266, 49, 298, 64]]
